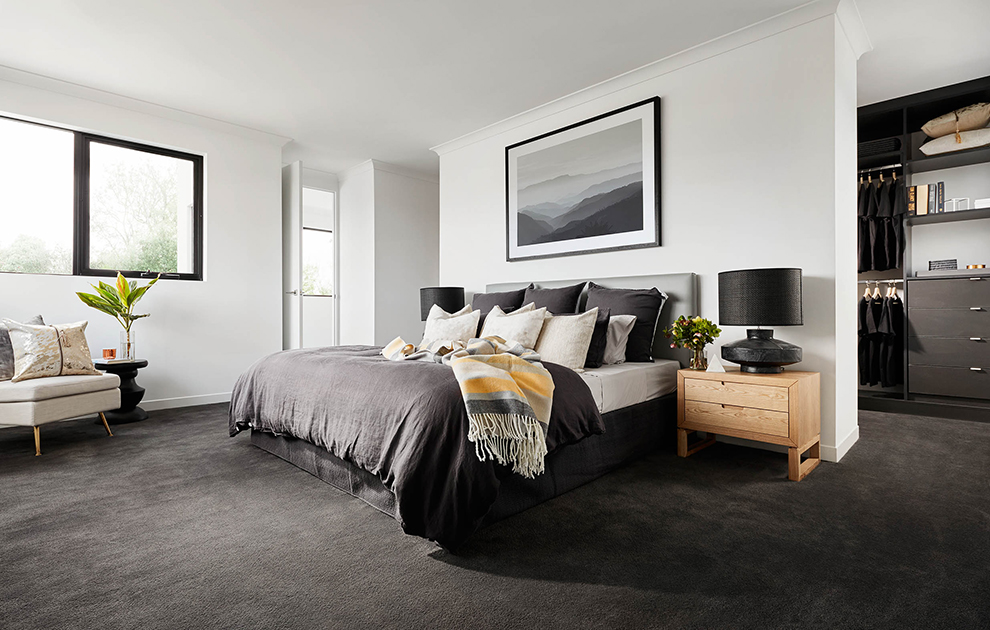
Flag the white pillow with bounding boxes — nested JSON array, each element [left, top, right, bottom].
[[920, 128, 990, 156], [420, 304, 480, 348], [481, 305, 547, 350], [535, 308, 598, 371], [603, 315, 637, 365]]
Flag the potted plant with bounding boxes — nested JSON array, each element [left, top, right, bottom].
[[664, 315, 721, 370], [77, 273, 158, 361]]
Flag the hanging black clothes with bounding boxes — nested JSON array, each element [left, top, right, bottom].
[[858, 290, 904, 387], [882, 294, 904, 387], [856, 177, 906, 272]]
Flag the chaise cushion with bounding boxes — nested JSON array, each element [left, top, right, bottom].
[[0, 373, 120, 403]]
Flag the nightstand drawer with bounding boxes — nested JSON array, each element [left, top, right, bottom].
[[682, 400, 789, 437], [682, 377, 789, 412]]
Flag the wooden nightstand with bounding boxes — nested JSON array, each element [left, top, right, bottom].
[[676, 369, 821, 481]]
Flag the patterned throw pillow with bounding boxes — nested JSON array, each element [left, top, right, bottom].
[[535, 307, 599, 371], [2, 319, 101, 382], [0, 314, 44, 381]]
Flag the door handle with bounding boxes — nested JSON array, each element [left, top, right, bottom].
[[286, 290, 299, 295]]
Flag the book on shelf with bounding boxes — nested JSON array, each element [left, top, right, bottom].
[[916, 184, 929, 215], [937, 181, 944, 213], [908, 185, 917, 215], [928, 184, 937, 215]]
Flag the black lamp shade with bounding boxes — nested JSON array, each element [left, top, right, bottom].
[[718, 268, 803, 327], [420, 287, 465, 321]]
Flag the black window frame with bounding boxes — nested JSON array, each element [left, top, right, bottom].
[[1, 114, 204, 281]]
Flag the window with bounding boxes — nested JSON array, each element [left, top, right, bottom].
[[302, 228, 334, 296], [0, 115, 204, 280]]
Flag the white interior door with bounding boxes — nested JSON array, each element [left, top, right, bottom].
[[282, 161, 303, 350], [301, 187, 337, 348]]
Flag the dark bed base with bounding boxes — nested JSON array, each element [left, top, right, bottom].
[[249, 393, 676, 533]]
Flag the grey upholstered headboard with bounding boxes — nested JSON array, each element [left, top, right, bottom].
[[485, 273, 699, 367]]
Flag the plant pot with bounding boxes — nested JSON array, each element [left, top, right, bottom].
[[690, 346, 708, 370]]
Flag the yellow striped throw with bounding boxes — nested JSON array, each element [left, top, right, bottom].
[[382, 335, 554, 478]]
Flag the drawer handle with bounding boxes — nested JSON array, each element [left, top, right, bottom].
[[971, 278, 984, 281], [972, 338, 984, 341], [970, 367, 983, 372], [970, 307, 984, 311]]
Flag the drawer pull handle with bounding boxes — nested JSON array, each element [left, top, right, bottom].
[[972, 338, 984, 341], [970, 367, 983, 372], [970, 307, 983, 311], [971, 278, 983, 281]]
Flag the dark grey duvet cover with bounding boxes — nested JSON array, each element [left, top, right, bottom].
[[229, 346, 603, 550]]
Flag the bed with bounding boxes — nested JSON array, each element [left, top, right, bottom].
[[230, 273, 697, 551]]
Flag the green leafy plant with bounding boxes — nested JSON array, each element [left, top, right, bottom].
[[77, 272, 159, 358], [664, 316, 721, 369]]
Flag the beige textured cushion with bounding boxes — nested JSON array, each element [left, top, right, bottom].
[[2, 320, 101, 383], [420, 305, 480, 348], [921, 103, 990, 138], [0, 373, 120, 403], [535, 308, 598, 371], [481, 305, 548, 350], [603, 315, 638, 365], [919, 128, 990, 156]]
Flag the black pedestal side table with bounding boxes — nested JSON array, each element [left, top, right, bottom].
[[94, 359, 150, 424]]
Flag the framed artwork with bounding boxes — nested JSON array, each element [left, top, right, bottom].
[[505, 97, 660, 262]]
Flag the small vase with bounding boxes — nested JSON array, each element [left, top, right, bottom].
[[119, 330, 136, 361], [690, 346, 708, 370]]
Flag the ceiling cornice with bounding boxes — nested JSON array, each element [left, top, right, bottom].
[[432, 0, 866, 156], [0, 64, 292, 147]]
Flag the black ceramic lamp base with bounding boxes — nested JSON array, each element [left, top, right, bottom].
[[721, 329, 802, 374]]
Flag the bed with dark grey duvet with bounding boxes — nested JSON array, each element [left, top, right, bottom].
[[229, 274, 694, 551]]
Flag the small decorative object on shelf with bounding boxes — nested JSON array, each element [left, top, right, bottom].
[[102, 348, 116, 360], [76, 272, 159, 362], [664, 315, 721, 371], [929, 259, 958, 272], [967, 264, 986, 270], [706, 355, 726, 373]]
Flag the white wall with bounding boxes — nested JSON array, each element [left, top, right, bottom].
[[434, 6, 867, 461], [338, 160, 439, 345], [0, 74, 285, 410], [373, 166, 441, 345]]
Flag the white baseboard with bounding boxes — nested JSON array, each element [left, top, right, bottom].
[[141, 392, 231, 412], [821, 425, 860, 463]]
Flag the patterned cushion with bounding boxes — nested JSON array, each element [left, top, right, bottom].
[[0, 315, 44, 382], [921, 103, 990, 139], [419, 305, 481, 348], [2, 319, 100, 383]]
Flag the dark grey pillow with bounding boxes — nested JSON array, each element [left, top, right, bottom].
[[524, 282, 586, 315], [584, 308, 611, 369], [585, 283, 667, 362], [473, 284, 533, 335], [0, 314, 45, 381]]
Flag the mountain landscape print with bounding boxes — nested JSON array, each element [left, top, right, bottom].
[[516, 119, 644, 247]]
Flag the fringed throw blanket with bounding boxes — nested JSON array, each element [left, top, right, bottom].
[[382, 336, 554, 478]]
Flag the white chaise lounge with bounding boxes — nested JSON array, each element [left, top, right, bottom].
[[0, 373, 121, 455]]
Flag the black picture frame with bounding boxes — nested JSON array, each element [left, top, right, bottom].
[[505, 97, 661, 262]]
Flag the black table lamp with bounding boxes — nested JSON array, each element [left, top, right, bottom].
[[420, 287, 465, 321], [718, 268, 803, 373]]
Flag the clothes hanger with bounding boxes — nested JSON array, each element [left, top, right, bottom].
[[872, 282, 882, 299], [864, 282, 871, 299]]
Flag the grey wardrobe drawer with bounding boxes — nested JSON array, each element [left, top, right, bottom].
[[909, 337, 990, 367], [908, 277, 990, 308], [908, 308, 990, 337], [909, 366, 990, 400]]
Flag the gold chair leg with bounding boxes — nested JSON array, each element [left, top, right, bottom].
[[100, 413, 113, 437], [34, 426, 41, 456]]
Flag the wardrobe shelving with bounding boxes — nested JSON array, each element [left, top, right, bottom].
[[857, 74, 990, 421]]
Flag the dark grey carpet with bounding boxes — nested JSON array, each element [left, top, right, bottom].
[[1, 405, 987, 629]]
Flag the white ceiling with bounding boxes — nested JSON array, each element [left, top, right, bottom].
[[0, 1, 986, 177], [856, 0, 990, 107]]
